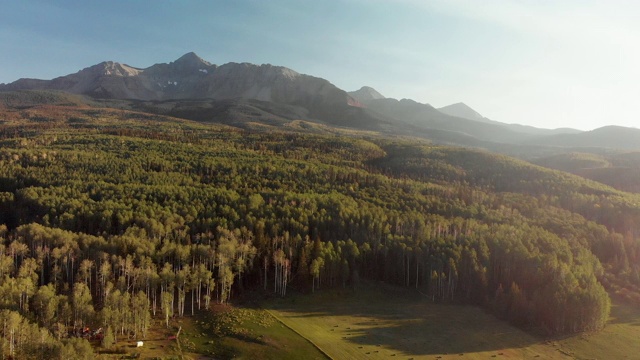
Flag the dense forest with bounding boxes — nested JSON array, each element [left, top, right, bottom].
[[1, 93, 640, 358]]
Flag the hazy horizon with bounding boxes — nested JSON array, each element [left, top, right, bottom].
[[1, 0, 638, 131]]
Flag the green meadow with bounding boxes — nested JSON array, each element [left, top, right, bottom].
[[267, 286, 640, 360]]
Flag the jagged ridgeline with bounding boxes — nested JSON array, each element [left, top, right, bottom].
[[2, 94, 640, 356]]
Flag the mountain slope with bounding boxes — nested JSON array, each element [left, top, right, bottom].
[[364, 98, 537, 144], [0, 53, 362, 123], [532, 151, 640, 193], [438, 102, 489, 123], [0, 53, 563, 146], [438, 102, 581, 136], [529, 125, 640, 150], [348, 86, 385, 103], [7, 53, 640, 155]]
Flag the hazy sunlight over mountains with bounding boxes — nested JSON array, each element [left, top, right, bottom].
[[1, 0, 638, 130]]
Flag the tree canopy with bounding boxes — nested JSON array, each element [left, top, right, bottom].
[[0, 100, 638, 355]]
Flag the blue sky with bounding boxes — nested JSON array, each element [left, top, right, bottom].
[[1, 0, 638, 130]]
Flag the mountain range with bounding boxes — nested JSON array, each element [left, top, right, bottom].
[[1, 52, 639, 156]]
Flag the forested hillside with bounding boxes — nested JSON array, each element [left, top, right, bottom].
[[0, 95, 639, 358], [533, 151, 640, 193]]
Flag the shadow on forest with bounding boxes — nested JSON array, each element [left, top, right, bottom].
[[267, 286, 547, 357]]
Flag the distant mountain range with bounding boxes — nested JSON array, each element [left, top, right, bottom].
[[0, 52, 361, 121], [438, 102, 488, 123], [2, 52, 639, 154]]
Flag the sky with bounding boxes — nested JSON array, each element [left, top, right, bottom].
[[0, 0, 638, 131]]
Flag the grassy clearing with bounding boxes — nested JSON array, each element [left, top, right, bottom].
[[96, 288, 640, 359], [96, 318, 180, 359], [553, 302, 640, 359], [97, 304, 327, 359], [177, 304, 327, 360], [267, 285, 640, 360]]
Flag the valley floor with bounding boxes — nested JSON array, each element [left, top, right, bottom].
[[266, 285, 640, 360], [93, 285, 640, 359]]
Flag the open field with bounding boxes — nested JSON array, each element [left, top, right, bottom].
[[84, 287, 640, 359], [177, 304, 328, 360], [554, 302, 640, 360], [267, 285, 640, 360], [97, 305, 327, 359]]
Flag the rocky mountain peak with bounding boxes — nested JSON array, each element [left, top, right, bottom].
[[438, 102, 485, 122], [88, 61, 141, 77], [275, 66, 300, 80], [0, 53, 368, 115], [348, 86, 385, 103], [173, 52, 211, 68]]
